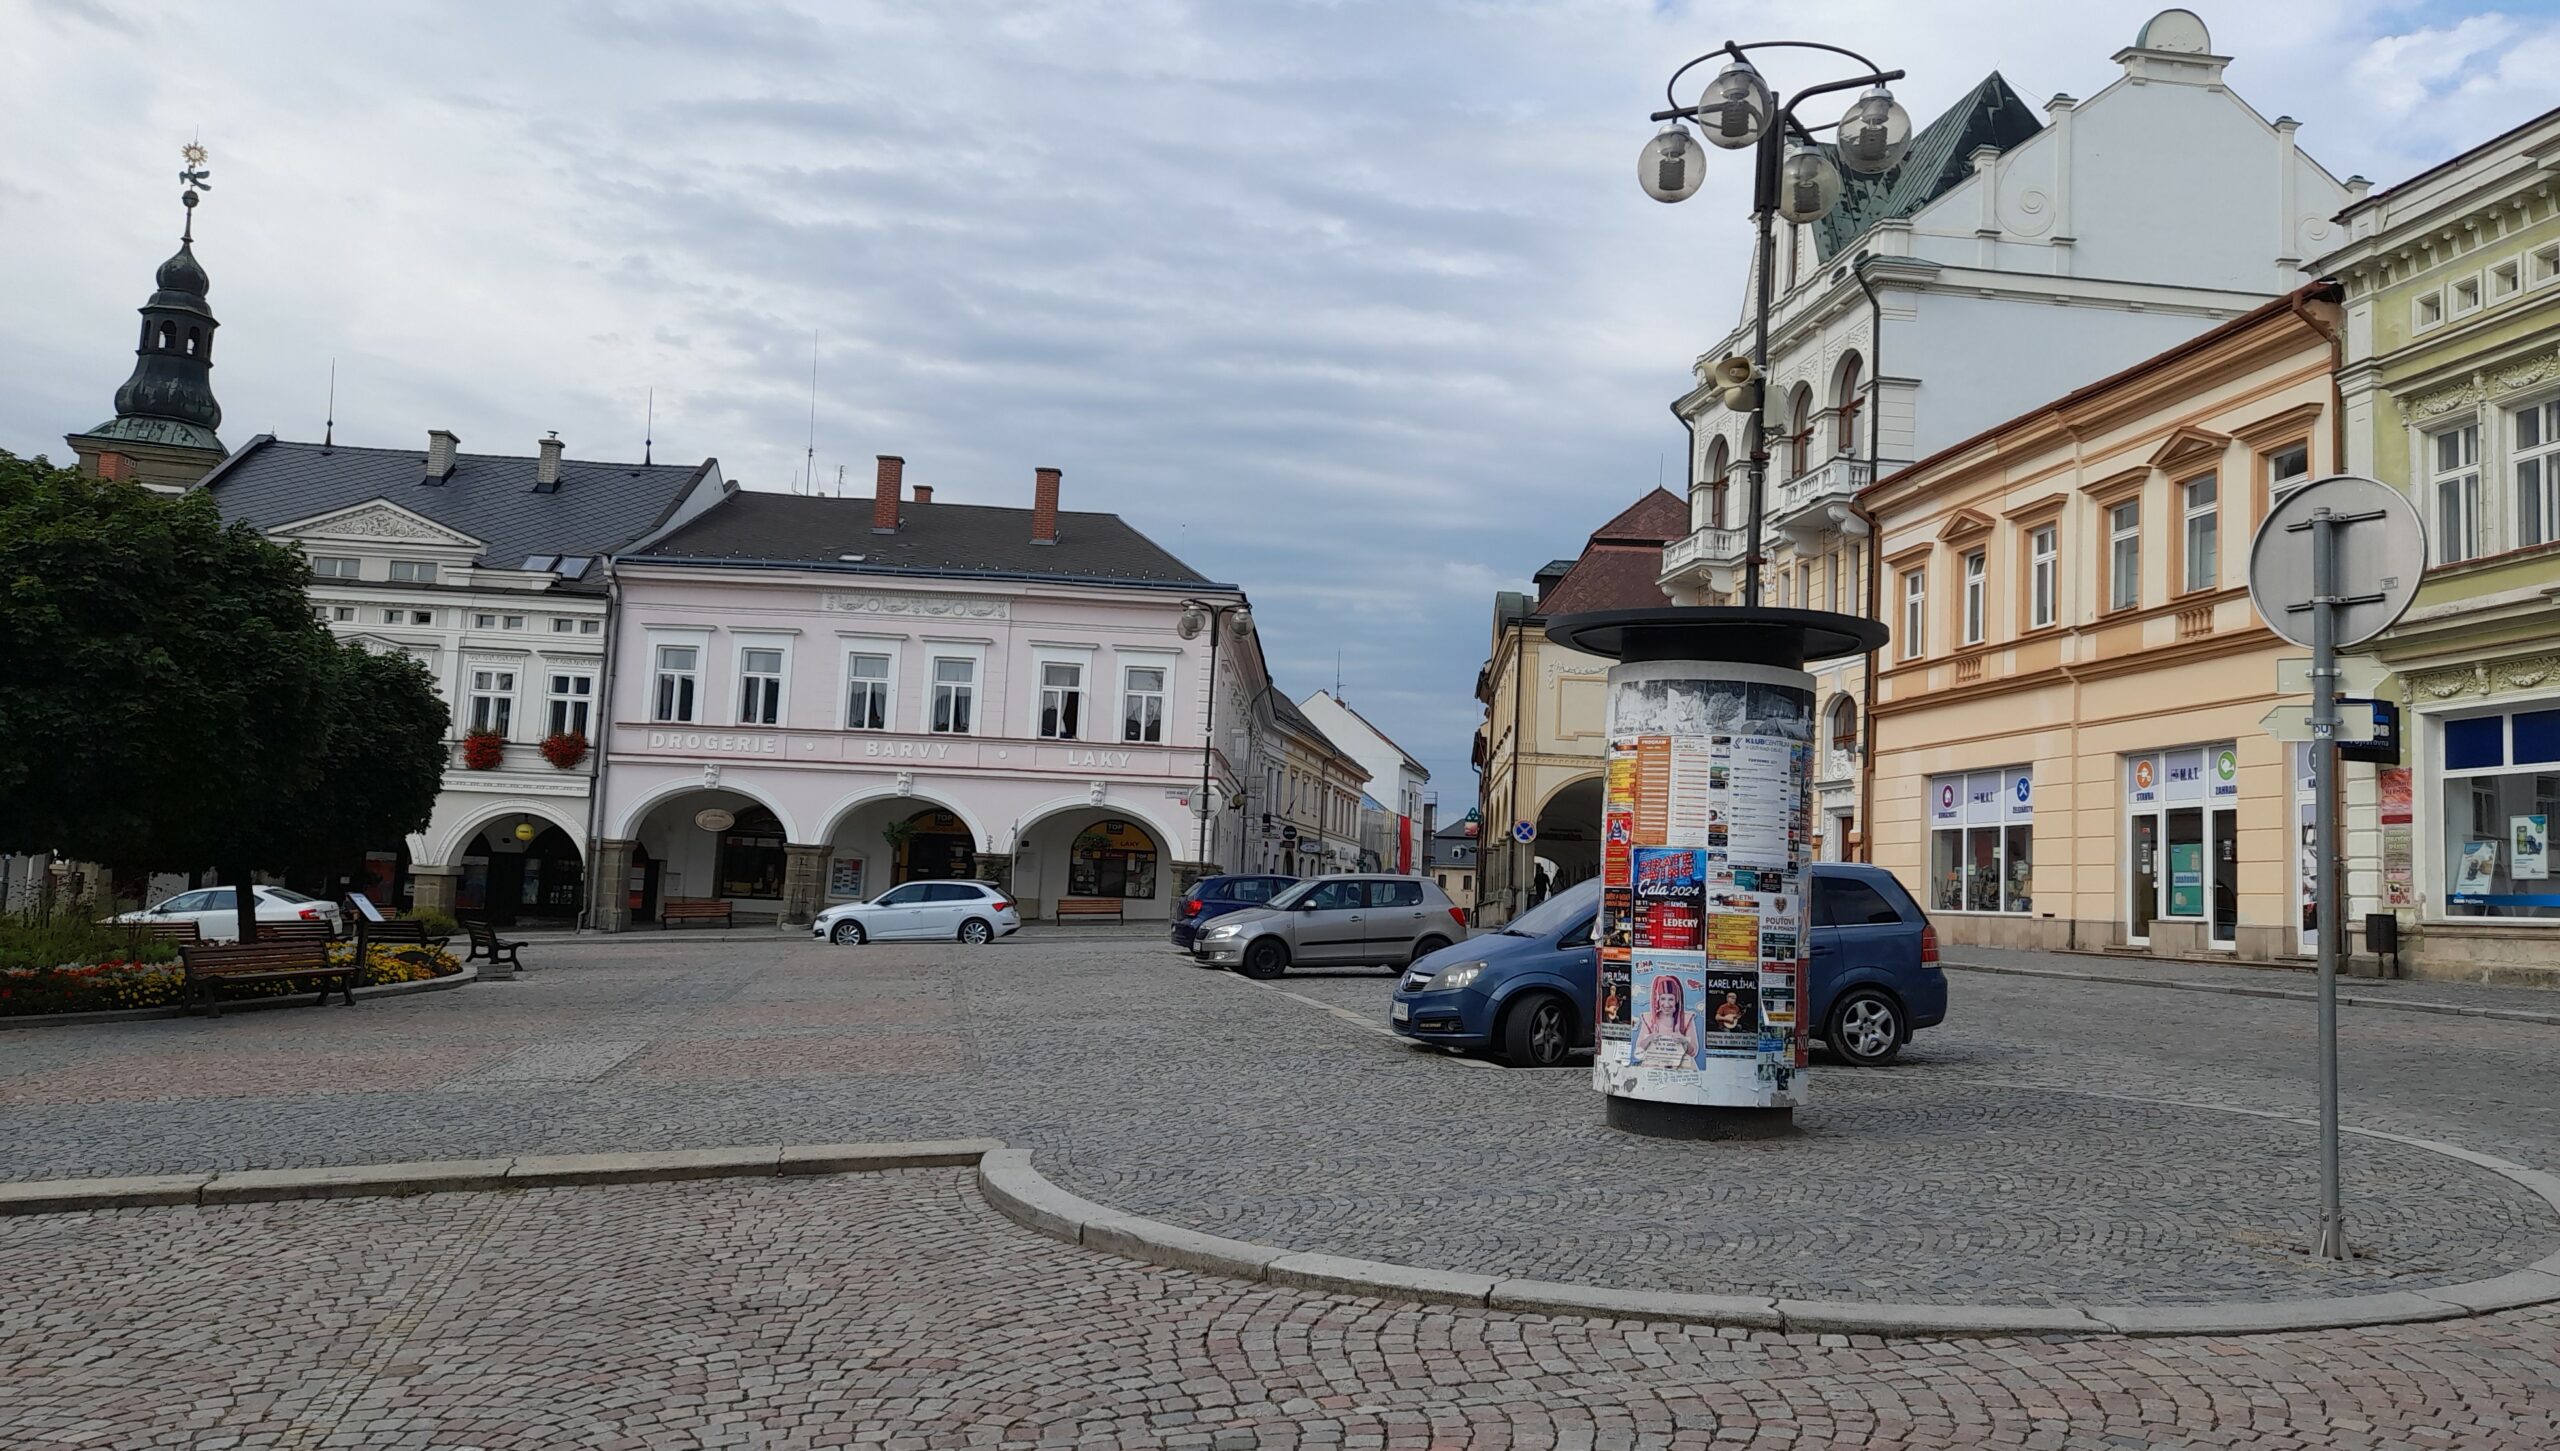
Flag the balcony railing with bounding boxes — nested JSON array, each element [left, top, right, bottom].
[[1772, 457, 1874, 526], [1660, 528, 1747, 577]]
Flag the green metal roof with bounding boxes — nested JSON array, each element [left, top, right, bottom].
[[73, 415, 225, 452], [1813, 72, 2043, 262]]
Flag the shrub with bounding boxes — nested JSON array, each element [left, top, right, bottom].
[[405, 907, 462, 938], [0, 942, 462, 1017], [0, 908, 178, 973]]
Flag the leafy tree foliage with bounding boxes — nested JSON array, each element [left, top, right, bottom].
[[0, 451, 446, 934]]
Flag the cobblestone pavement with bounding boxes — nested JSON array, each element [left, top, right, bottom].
[[4, 1169, 2558, 1450], [6, 935, 2557, 1311], [1941, 944, 2560, 1019]]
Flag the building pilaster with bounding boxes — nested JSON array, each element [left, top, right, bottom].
[[781, 843, 828, 926], [410, 865, 461, 918], [590, 839, 635, 932]]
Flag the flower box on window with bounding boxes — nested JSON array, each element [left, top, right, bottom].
[[539, 731, 590, 770], [461, 730, 507, 770]]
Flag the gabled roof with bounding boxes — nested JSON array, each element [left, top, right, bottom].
[[1535, 487, 1683, 617], [198, 436, 713, 588], [1302, 691, 1428, 777], [1813, 72, 2043, 261], [1588, 487, 1688, 545], [1271, 691, 1362, 772], [634, 491, 1211, 588]]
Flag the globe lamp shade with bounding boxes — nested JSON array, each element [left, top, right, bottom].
[[1695, 63, 1772, 150], [1836, 87, 1913, 175], [1638, 125, 1705, 203], [1774, 146, 1842, 224]]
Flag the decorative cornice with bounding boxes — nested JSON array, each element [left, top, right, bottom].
[[2397, 346, 2560, 422], [820, 591, 1009, 621], [272, 499, 480, 548], [2404, 652, 2560, 703]]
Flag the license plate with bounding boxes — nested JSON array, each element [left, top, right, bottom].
[[1391, 1001, 1410, 1023]]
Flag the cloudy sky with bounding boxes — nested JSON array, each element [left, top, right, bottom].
[[6, 0, 2556, 803]]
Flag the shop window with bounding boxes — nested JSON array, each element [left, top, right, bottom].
[[715, 807, 787, 899], [2440, 708, 2560, 920], [1068, 819, 1159, 899], [2446, 715, 2504, 771], [1925, 768, 2032, 913]]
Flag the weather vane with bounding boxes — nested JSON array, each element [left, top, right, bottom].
[[179, 137, 210, 239]]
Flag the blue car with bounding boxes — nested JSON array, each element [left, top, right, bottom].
[[1169, 874, 1296, 950], [1389, 864, 1946, 1068]]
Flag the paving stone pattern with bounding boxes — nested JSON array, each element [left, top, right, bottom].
[[5, 937, 2556, 1309], [4, 1170, 2557, 1451]]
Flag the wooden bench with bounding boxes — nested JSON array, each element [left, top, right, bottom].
[[461, 918, 525, 972], [176, 939, 357, 1018], [1053, 897, 1125, 924], [141, 920, 201, 944], [357, 918, 448, 957], [660, 898, 734, 929], [259, 919, 337, 943]]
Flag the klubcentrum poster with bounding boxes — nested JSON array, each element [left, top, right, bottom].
[[1594, 661, 1812, 1110]]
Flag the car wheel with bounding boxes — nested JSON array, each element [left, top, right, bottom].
[[958, 917, 994, 944], [1410, 936, 1450, 965], [829, 919, 866, 946], [1502, 992, 1576, 1068], [1239, 938, 1289, 980], [1826, 989, 1905, 1066]]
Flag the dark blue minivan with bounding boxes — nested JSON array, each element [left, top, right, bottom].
[[1389, 864, 1945, 1067], [1170, 874, 1296, 950]]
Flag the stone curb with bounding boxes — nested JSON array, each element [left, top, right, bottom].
[[0, 962, 481, 1032], [1944, 958, 2560, 1027], [977, 1131, 2560, 1339], [0, 1138, 1003, 1216]]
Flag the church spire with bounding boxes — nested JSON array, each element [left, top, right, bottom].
[[67, 141, 229, 492]]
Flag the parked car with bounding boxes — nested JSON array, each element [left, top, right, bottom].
[[1192, 874, 1468, 978], [111, 885, 343, 943], [1389, 863, 1945, 1067], [1169, 874, 1296, 950], [813, 881, 1021, 945]]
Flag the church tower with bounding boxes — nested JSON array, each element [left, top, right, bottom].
[[67, 143, 228, 493]]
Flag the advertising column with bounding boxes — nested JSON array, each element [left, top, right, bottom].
[[1553, 606, 1880, 1140]]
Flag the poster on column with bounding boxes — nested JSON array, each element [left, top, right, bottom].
[[1594, 662, 1812, 1110]]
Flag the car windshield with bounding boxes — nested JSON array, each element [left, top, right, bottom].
[[1266, 880, 1323, 909], [1502, 877, 1600, 937]]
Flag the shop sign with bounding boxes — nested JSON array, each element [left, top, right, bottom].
[[1930, 779, 1961, 826], [2129, 756, 2158, 805], [694, 808, 736, 832], [2164, 748, 2206, 803], [2212, 745, 2240, 799], [1964, 773, 2002, 827], [650, 730, 780, 755], [2006, 771, 2034, 821]]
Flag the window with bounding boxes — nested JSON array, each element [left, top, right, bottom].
[[2268, 444, 2311, 504], [412, 610, 435, 626], [1785, 386, 1814, 477], [653, 644, 699, 723], [381, 609, 403, 625], [1834, 353, 1864, 453], [551, 618, 575, 634], [2432, 424, 2482, 563], [930, 657, 976, 733], [546, 673, 592, 738], [1961, 551, 1986, 645], [2437, 707, 2560, 922], [502, 614, 525, 631], [1123, 665, 1166, 743], [474, 613, 498, 629], [2514, 401, 2560, 549], [2108, 499, 2141, 611], [579, 618, 602, 636], [333, 605, 355, 622], [467, 669, 515, 736], [2415, 292, 2444, 331], [845, 653, 890, 730], [1815, 877, 1906, 927], [1927, 768, 2032, 914], [715, 806, 787, 900], [738, 648, 784, 726], [2028, 525, 2057, 629], [310, 556, 359, 578], [1899, 568, 1926, 659], [1827, 695, 1859, 754], [2493, 259, 2522, 300], [2450, 275, 2483, 317], [389, 561, 436, 584], [1038, 661, 1084, 739], [2182, 475, 2219, 593], [2536, 243, 2560, 288]]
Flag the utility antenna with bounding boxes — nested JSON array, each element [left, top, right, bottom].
[[643, 387, 655, 466], [803, 330, 818, 497], [1334, 650, 1343, 700], [322, 358, 336, 451], [834, 463, 846, 499]]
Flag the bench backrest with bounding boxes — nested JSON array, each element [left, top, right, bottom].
[[663, 899, 730, 916], [361, 920, 432, 945], [260, 920, 335, 942], [461, 918, 506, 942], [143, 920, 202, 942], [179, 941, 334, 977], [1056, 898, 1122, 915]]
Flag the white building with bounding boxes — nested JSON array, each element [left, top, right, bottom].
[[1297, 690, 1431, 872], [198, 430, 725, 921], [1659, 9, 2355, 861]]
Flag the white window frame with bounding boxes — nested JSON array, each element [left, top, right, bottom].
[[501, 614, 526, 631], [841, 640, 897, 732], [2492, 258, 2522, 301], [1899, 567, 1926, 660], [546, 670, 593, 739], [2449, 272, 2483, 319], [2413, 290, 2445, 333], [2430, 422, 2482, 565], [2108, 499, 2142, 612], [2535, 243, 2560, 290], [737, 647, 785, 726], [927, 646, 985, 735], [731, 632, 796, 729], [2028, 525, 2057, 630], [1961, 550, 1986, 645], [2268, 443, 2312, 505], [1029, 648, 1093, 741], [309, 556, 360, 579], [1117, 652, 1175, 746], [467, 667, 518, 738], [551, 617, 576, 634], [2181, 474, 2219, 594], [473, 613, 499, 630], [381, 609, 404, 625], [578, 618, 602, 636], [650, 637, 706, 724], [388, 560, 438, 584], [2512, 399, 2560, 550], [332, 605, 356, 623]]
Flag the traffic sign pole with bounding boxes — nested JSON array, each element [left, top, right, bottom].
[[2308, 507, 2345, 1261]]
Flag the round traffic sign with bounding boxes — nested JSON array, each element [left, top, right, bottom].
[[1512, 820, 1537, 844], [2247, 474, 2428, 650]]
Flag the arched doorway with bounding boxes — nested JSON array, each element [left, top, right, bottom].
[[1015, 808, 1171, 921], [892, 808, 977, 884], [626, 787, 796, 922], [458, 823, 585, 926], [1532, 776, 1604, 898]]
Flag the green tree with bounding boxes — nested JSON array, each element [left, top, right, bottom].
[[0, 451, 445, 937]]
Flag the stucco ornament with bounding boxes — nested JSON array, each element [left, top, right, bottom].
[[1088, 779, 1108, 806], [2402, 350, 2560, 422], [821, 591, 1010, 620], [895, 770, 915, 796], [701, 763, 720, 789]]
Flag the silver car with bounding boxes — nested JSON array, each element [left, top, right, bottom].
[[1193, 874, 1468, 979]]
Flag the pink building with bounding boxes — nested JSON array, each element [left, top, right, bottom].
[[592, 459, 1264, 928]]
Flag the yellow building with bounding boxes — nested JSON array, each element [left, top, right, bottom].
[[1865, 286, 2342, 960]]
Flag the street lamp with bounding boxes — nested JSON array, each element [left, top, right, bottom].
[[1641, 40, 1910, 607], [1176, 599, 1254, 869]]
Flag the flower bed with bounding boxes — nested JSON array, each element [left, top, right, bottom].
[[0, 943, 464, 1017]]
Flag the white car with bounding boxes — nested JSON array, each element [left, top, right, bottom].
[[114, 885, 344, 942], [813, 880, 1021, 945]]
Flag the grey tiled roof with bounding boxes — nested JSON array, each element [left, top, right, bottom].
[[631, 490, 1214, 588], [1813, 72, 2042, 262], [1270, 691, 1358, 769], [197, 436, 713, 588]]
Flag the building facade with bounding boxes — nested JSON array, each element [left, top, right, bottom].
[[198, 431, 726, 922], [2313, 104, 2560, 983], [1865, 286, 2342, 960], [1426, 815, 1479, 915], [1661, 11, 2355, 864], [1297, 691, 1430, 872], [1255, 695, 1370, 877], [591, 460, 1262, 928]]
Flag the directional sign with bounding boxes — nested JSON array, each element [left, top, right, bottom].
[[2260, 701, 2379, 744], [1512, 820, 1537, 844], [2276, 656, 2391, 698]]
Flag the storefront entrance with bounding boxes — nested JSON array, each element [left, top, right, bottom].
[[457, 824, 585, 926], [2124, 744, 2239, 949], [895, 809, 978, 884]]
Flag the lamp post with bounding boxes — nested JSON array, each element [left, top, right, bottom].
[[1177, 599, 1254, 872], [1640, 41, 1911, 608]]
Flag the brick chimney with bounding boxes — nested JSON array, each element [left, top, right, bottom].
[[912, 484, 934, 504], [94, 451, 136, 483], [534, 433, 564, 492], [1031, 466, 1061, 545], [425, 429, 460, 482], [872, 455, 904, 534]]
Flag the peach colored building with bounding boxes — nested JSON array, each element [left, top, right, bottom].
[[1863, 285, 2344, 961]]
